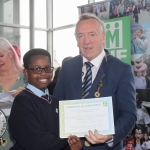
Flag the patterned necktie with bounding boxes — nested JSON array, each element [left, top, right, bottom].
[[82, 62, 93, 98]]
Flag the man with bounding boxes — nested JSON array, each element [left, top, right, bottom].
[[54, 13, 137, 150]]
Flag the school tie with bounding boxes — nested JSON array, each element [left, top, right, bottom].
[[82, 62, 93, 98]]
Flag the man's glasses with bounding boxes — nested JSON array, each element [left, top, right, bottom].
[[27, 66, 54, 74]]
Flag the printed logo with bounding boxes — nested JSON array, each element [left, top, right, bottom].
[[105, 20, 123, 49], [103, 102, 107, 106]]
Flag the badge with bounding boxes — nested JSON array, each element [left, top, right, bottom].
[[0, 110, 7, 138], [0, 138, 7, 147], [56, 108, 58, 113], [85, 140, 90, 147], [98, 82, 103, 87], [94, 91, 100, 98]]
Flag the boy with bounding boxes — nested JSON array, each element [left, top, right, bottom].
[[8, 48, 82, 150]]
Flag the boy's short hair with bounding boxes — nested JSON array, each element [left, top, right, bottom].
[[23, 48, 51, 69]]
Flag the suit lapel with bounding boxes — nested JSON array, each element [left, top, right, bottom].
[[73, 55, 83, 99]]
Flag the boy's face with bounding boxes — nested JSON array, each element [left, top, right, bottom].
[[24, 55, 53, 92]]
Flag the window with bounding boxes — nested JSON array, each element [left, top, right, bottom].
[[53, 0, 88, 28], [35, 30, 47, 49], [35, 0, 46, 28], [20, 0, 29, 26], [53, 27, 79, 67]]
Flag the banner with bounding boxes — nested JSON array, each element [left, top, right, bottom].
[[104, 17, 131, 64]]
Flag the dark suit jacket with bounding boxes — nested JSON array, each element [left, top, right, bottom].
[[54, 50, 137, 150]]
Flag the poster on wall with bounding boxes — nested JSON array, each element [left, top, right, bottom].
[[78, 0, 150, 149]]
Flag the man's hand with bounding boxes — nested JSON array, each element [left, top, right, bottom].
[[68, 135, 82, 150], [84, 129, 113, 144], [11, 87, 24, 97]]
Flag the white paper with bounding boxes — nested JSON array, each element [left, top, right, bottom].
[[0, 90, 16, 103], [0, 91, 16, 110], [59, 97, 115, 138]]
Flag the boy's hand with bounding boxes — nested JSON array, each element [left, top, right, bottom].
[[68, 135, 82, 150]]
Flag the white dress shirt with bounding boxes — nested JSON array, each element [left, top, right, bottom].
[[82, 49, 105, 83], [82, 49, 114, 146]]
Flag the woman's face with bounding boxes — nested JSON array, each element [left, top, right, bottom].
[[135, 29, 142, 38], [0, 48, 13, 72], [93, 6, 96, 13], [101, 5, 105, 11], [121, 0, 124, 4], [144, 134, 148, 140]]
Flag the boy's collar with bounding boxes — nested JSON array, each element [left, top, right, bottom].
[[26, 83, 49, 98]]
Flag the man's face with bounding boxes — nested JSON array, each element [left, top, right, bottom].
[[75, 19, 106, 61], [24, 55, 53, 92]]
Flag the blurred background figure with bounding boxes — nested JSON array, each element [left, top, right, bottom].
[[118, 0, 124, 17], [92, 5, 98, 16], [83, 6, 89, 13], [136, 92, 150, 125], [62, 56, 72, 64], [131, 27, 148, 54], [133, 4, 139, 23], [141, 132, 150, 149], [98, 3, 108, 20], [0, 37, 27, 150], [99, 3, 107, 12], [48, 56, 72, 95], [48, 67, 61, 95]]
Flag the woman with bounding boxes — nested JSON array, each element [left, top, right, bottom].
[[100, 3, 107, 12], [141, 133, 150, 150], [98, 3, 108, 20], [92, 5, 98, 16], [0, 37, 27, 150], [131, 27, 148, 54]]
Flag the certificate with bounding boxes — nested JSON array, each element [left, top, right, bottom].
[[0, 90, 16, 110], [0, 90, 15, 103], [59, 96, 114, 138]]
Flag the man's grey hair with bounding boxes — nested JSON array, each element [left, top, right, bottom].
[[75, 13, 106, 36]]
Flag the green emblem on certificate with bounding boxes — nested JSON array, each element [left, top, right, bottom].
[[103, 102, 107, 106]]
